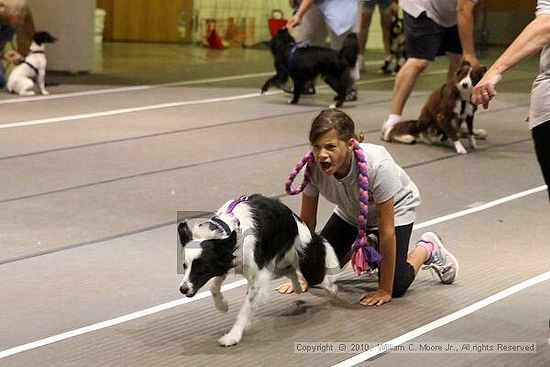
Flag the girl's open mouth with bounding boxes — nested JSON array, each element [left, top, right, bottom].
[[320, 161, 332, 171]]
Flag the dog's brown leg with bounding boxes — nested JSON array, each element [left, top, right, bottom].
[[440, 115, 467, 154]]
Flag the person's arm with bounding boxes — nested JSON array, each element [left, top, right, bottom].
[[360, 197, 395, 306], [456, 0, 478, 65], [3, 49, 22, 62], [472, 14, 550, 107], [288, 0, 315, 29], [300, 193, 319, 231]]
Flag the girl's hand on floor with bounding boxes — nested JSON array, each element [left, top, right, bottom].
[[359, 289, 392, 306]]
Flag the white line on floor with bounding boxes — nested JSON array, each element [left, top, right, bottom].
[[0, 92, 275, 129], [330, 270, 550, 367], [0, 69, 447, 130], [0, 59, 390, 105], [0, 280, 248, 360], [0, 184, 545, 360]]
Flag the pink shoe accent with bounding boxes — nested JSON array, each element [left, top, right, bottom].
[[417, 240, 434, 261]]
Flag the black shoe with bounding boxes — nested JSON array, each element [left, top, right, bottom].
[[334, 87, 358, 102], [379, 60, 392, 75], [302, 81, 316, 95], [345, 87, 358, 102]]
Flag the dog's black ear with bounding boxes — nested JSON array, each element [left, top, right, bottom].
[[471, 65, 488, 84], [178, 221, 193, 245], [33, 31, 57, 45]]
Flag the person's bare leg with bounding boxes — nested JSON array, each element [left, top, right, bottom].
[[380, 10, 392, 59], [407, 246, 429, 274], [358, 5, 374, 72], [381, 57, 430, 140], [390, 57, 430, 115]]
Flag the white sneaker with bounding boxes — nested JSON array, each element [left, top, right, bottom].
[[380, 124, 392, 141], [420, 232, 459, 284]]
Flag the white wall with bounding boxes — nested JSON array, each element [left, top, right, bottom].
[[27, 0, 95, 72]]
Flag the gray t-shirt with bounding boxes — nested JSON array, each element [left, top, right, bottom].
[[400, 0, 479, 28], [529, 0, 550, 128], [303, 143, 421, 229]]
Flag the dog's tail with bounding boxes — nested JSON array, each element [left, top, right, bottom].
[[386, 120, 420, 144], [339, 32, 359, 67]]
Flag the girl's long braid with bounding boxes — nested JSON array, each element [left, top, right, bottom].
[[351, 142, 381, 275], [353, 142, 370, 248], [285, 151, 314, 195]]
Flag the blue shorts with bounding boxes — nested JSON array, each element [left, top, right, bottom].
[[363, 0, 392, 9]]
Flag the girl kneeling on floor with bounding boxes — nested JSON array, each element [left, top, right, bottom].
[[276, 108, 458, 306]]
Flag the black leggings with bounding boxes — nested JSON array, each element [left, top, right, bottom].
[[320, 214, 416, 298], [532, 121, 550, 202]]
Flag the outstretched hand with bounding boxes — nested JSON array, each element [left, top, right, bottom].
[[471, 70, 502, 109], [287, 13, 303, 31], [359, 289, 392, 306], [3, 50, 22, 63]]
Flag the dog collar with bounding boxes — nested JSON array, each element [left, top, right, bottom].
[[207, 216, 232, 236]]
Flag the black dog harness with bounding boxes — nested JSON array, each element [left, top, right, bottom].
[[19, 51, 44, 80], [287, 41, 310, 73]]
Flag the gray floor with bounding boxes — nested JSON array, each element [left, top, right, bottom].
[[0, 44, 549, 366]]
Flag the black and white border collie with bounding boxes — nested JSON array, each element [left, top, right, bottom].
[[178, 194, 339, 346]]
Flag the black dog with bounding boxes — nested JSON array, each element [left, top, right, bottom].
[[381, 12, 407, 75], [261, 28, 359, 107]]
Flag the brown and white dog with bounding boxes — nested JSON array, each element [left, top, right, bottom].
[[385, 61, 487, 154]]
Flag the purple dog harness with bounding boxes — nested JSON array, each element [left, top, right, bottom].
[[206, 195, 248, 236]]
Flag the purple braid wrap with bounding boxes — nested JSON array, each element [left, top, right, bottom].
[[351, 142, 382, 275], [286, 151, 314, 195]]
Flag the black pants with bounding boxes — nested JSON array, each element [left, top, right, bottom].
[[320, 214, 416, 298], [532, 121, 550, 202]]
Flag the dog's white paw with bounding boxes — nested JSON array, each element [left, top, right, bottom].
[[213, 298, 229, 313], [20, 91, 36, 96], [218, 333, 241, 347], [329, 103, 336, 109], [41, 90, 50, 96]]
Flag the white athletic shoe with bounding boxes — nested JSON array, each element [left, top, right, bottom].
[[420, 232, 459, 284]]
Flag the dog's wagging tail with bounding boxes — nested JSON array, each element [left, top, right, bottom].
[[178, 194, 339, 346]]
